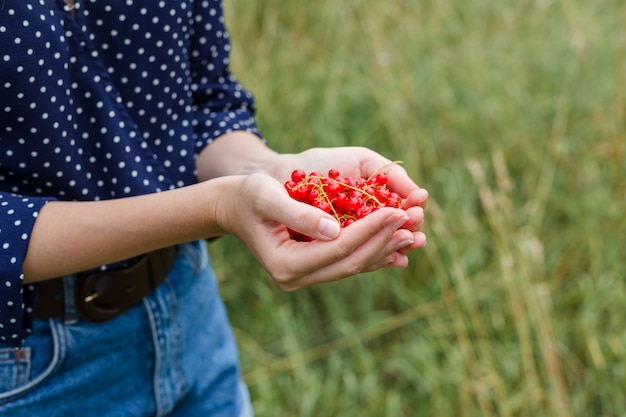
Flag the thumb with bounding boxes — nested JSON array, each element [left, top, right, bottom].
[[283, 200, 341, 241], [244, 173, 341, 241], [267, 189, 341, 241], [314, 215, 342, 240]]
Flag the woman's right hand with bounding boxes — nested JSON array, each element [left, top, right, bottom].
[[215, 173, 426, 290]]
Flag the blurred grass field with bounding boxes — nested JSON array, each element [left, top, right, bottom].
[[210, 0, 626, 415]]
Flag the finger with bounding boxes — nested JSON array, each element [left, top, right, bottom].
[[283, 212, 413, 288], [399, 206, 424, 232], [279, 200, 341, 241], [266, 208, 409, 286], [373, 164, 428, 209], [356, 227, 427, 271], [249, 174, 341, 241], [357, 227, 423, 271], [397, 231, 427, 255], [402, 187, 429, 210], [381, 163, 419, 198], [363, 251, 410, 272]]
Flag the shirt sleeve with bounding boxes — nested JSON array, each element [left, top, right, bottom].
[[189, 0, 264, 152], [0, 192, 55, 347]]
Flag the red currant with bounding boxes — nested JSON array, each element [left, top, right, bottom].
[[291, 169, 306, 183], [284, 167, 404, 240]]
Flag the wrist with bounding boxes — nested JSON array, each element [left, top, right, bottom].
[[196, 131, 279, 180], [207, 175, 247, 238]]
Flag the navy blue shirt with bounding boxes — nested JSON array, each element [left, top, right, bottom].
[[0, 0, 261, 347]]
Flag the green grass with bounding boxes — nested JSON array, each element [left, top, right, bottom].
[[208, 0, 626, 415]]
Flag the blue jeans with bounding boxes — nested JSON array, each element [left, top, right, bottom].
[[0, 241, 253, 417]]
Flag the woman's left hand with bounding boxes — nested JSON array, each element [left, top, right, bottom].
[[265, 146, 428, 236]]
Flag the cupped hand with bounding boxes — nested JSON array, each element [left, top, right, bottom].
[[217, 172, 426, 291], [266, 146, 428, 210]]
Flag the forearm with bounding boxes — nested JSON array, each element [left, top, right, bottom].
[[22, 177, 236, 284], [24, 132, 278, 284]]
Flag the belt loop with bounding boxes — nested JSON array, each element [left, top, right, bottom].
[[62, 275, 79, 324]]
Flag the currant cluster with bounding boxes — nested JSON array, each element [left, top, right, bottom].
[[284, 168, 402, 241]]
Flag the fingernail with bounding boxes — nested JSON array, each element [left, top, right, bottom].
[[396, 238, 414, 250], [386, 212, 409, 230], [318, 217, 340, 240]]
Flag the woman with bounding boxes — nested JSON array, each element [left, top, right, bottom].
[[0, 0, 427, 415]]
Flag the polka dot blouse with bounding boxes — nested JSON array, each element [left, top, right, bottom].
[[0, 0, 261, 347]]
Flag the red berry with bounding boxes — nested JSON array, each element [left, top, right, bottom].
[[313, 200, 331, 213], [291, 169, 306, 182], [347, 197, 361, 212], [324, 180, 340, 195], [308, 189, 319, 201], [293, 185, 309, 201], [375, 172, 388, 186], [334, 194, 349, 211], [284, 166, 403, 240], [328, 169, 340, 179], [356, 205, 372, 218]]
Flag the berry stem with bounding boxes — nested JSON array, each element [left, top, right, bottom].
[[314, 181, 342, 221], [332, 179, 383, 206], [365, 160, 404, 183]]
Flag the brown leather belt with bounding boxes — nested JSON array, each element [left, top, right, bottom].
[[34, 245, 178, 322]]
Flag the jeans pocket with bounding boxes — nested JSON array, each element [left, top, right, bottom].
[[0, 319, 65, 406], [0, 348, 31, 393]]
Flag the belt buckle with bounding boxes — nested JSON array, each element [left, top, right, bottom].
[[75, 272, 122, 322], [74, 254, 153, 322]]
